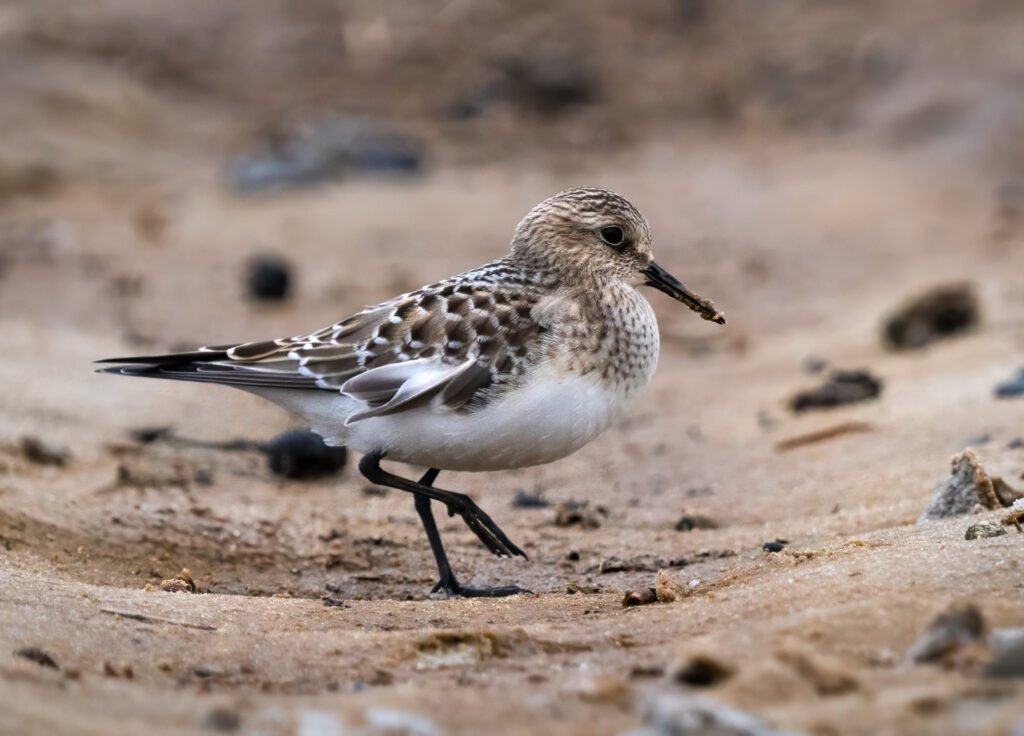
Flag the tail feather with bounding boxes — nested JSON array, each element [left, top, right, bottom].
[[95, 348, 320, 391]]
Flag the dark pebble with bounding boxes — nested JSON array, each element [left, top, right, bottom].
[[202, 708, 241, 732], [265, 430, 347, 480], [322, 597, 347, 608], [1009, 438, 1024, 449], [790, 370, 883, 413], [14, 647, 58, 669], [963, 433, 991, 446], [985, 639, 1024, 678], [673, 654, 734, 687], [565, 550, 580, 561], [801, 355, 827, 374], [909, 603, 985, 664], [20, 436, 69, 466], [193, 468, 215, 486], [228, 116, 421, 195], [193, 664, 223, 678], [994, 369, 1024, 399], [512, 489, 549, 508], [883, 283, 979, 350], [247, 256, 291, 300], [763, 539, 788, 552], [622, 588, 658, 607], [629, 665, 666, 679], [129, 426, 173, 444], [675, 514, 719, 532], [461, 55, 596, 118], [554, 499, 606, 528]]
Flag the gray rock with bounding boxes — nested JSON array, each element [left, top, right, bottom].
[[919, 450, 1020, 522], [964, 520, 1007, 540], [995, 368, 1024, 399], [883, 283, 979, 350], [986, 639, 1024, 678], [907, 603, 985, 665], [625, 692, 804, 736], [228, 116, 421, 195]]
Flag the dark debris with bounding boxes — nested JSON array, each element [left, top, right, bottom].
[[883, 283, 979, 350], [266, 430, 347, 480], [790, 370, 882, 413], [14, 647, 58, 669]]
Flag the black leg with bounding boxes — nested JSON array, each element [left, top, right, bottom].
[[358, 451, 527, 559], [412, 469, 531, 598]]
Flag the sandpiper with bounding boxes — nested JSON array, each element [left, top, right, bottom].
[[99, 188, 724, 597]]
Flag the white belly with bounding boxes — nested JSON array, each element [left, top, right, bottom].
[[257, 371, 636, 472]]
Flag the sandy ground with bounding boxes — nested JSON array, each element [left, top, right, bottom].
[[2, 2, 1024, 734]]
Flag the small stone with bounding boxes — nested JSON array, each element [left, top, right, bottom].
[[789, 370, 882, 412], [365, 708, 443, 736], [129, 426, 173, 444], [920, 450, 1022, 521], [247, 255, 291, 300], [202, 708, 241, 732], [193, 664, 225, 678], [553, 499, 605, 529], [228, 116, 421, 195], [601, 555, 662, 573], [512, 489, 549, 508], [673, 654, 734, 687], [965, 520, 1007, 540], [985, 639, 1024, 678], [14, 647, 58, 669], [493, 54, 597, 115], [763, 539, 787, 553], [655, 569, 689, 603], [159, 567, 196, 593], [622, 587, 658, 607], [883, 283, 979, 350], [103, 662, 133, 679], [675, 514, 718, 532], [801, 355, 827, 374], [265, 430, 347, 480], [908, 603, 986, 668], [636, 692, 791, 736], [20, 436, 69, 466], [994, 369, 1024, 399]]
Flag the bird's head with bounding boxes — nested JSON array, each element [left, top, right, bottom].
[[511, 187, 725, 324]]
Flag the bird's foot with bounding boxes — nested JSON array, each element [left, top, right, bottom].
[[444, 493, 527, 559], [430, 577, 532, 599]]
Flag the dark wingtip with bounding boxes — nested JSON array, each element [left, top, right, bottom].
[[95, 365, 156, 376]]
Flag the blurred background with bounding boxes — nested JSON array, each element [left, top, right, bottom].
[[2, 2, 1024, 734], [1, 0, 1022, 349]]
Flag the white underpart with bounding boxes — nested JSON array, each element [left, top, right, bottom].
[[252, 365, 639, 472]]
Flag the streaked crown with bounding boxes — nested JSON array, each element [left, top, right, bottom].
[[510, 188, 654, 284]]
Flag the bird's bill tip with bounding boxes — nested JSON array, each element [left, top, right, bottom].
[[642, 261, 725, 325]]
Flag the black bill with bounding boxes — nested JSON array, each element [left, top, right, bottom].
[[642, 261, 725, 325]]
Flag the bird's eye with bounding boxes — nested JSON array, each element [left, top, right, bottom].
[[600, 226, 625, 247]]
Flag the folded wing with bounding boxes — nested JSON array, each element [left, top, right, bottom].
[[97, 269, 545, 423]]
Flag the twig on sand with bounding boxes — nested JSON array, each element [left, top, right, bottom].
[[775, 422, 873, 452], [100, 608, 217, 631]]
